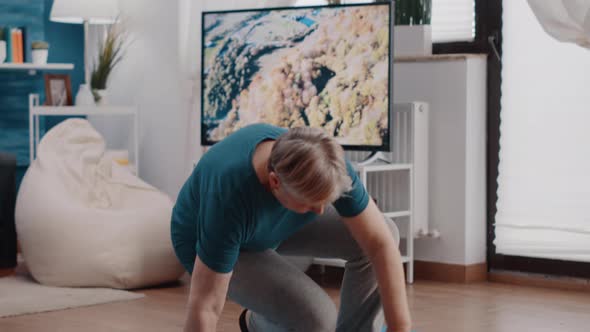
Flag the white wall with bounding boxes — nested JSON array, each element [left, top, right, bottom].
[[464, 58, 487, 265], [394, 56, 487, 266], [90, 0, 189, 199]]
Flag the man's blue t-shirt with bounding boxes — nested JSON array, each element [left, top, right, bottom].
[[171, 124, 369, 273]]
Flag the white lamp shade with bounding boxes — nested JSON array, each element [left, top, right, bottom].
[[50, 0, 119, 25]]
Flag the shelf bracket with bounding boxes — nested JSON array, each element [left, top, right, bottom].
[[356, 151, 391, 166]]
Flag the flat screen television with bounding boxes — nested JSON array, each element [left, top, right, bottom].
[[201, 2, 393, 151]]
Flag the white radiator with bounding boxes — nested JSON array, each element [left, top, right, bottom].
[[346, 102, 430, 238]]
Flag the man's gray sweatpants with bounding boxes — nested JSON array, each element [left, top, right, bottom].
[[227, 205, 401, 332]]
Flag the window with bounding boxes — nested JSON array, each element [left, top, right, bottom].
[[432, 0, 475, 43], [489, 0, 590, 279], [294, 1, 476, 44]]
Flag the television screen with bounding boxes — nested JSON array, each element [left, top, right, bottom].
[[201, 2, 392, 150]]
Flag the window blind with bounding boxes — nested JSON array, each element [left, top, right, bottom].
[[495, 0, 590, 262], [294, 1, 476, 43], [431, 0, 475, 42]]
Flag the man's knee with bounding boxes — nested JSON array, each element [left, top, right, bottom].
[[256, 296, 336, 332], [297, 303, 337, 332]]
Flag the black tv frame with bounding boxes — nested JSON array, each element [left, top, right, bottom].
[[200, 1, 394, 152]]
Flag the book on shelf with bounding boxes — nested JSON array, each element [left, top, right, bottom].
[[13, 29, 22, 63], [0, 26, 26, 63], [1, 26, 12, 62]]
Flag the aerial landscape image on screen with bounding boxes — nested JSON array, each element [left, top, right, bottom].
[[202, 4, 390, 146]]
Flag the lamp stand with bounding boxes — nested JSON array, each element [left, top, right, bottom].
[[84, 20, 90, 85], [74, 20, 95, 106]]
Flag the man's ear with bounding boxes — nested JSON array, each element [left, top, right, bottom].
[[268, 172, 280, 190]]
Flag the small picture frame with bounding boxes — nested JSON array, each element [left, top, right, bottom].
[[44, 74, 73, 106]]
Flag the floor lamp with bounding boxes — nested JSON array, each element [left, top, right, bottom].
[[49, 0, 119, 106]]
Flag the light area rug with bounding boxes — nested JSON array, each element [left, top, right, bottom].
[[0, 274, 144, 318]]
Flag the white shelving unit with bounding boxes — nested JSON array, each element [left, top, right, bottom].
[[312, 162, 415, 283], [311, 102, 430, 284], [359, 162, 414, 283], [0, 63, 74, 75], [28, 94, 139, 173]]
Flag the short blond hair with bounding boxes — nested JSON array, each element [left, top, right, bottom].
[[269, 127, 352, 204]]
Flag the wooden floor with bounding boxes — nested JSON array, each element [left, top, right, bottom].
[[2, 272, 590, 332]]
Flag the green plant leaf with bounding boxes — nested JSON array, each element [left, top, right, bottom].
[[91, 24, 125, 90]]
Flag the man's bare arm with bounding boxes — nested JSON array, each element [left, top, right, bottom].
[[184, 256, 232, 332]]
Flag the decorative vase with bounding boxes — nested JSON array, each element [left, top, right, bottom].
[[93, 89, 109, 106], [0, 41, 6, 63], [394, 25, 432, 57], [75, 84, 96, 106], [394, 0, 432, 57], [31, 49, 48, 65]]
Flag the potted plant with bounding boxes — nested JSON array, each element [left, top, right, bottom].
[[394, 0, 432, 57], [31, 41, 50, 65], [395, 0, 431, 25], [91, 25, 125, 105]]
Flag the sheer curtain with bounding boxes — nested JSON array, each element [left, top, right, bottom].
[[527, 0, 590, 48], [495, 0, 590, 262]]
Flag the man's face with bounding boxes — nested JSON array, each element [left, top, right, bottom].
[[269, 172, 326, 215]]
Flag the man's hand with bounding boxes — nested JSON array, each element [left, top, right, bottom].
[[387, 326, 413, 332], [184, 256, 232, 332], [342, 199, 412, 331]]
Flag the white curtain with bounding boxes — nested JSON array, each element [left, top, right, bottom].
[[495, 0, 590, 262], [527, 0, 590, 49]]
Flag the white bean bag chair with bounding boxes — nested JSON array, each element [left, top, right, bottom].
[[15, 119, 184, 289]]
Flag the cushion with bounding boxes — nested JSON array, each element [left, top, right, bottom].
[[15, 119, 184, 289]]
